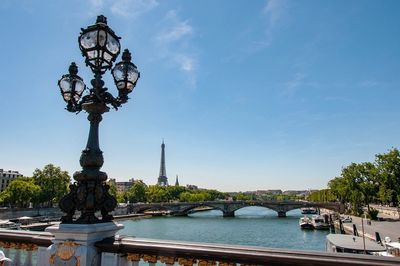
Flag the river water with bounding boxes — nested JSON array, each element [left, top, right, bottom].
[[119, 207, 330, 251]]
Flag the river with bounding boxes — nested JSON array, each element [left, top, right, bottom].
[[119, 207, 330, 251]]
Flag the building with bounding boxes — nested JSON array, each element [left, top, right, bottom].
[[116, 178, 135, 193], [0, 169, 22, 192], [175, 175, 179, 186], [109, 178, 135, 193], [157, 141, 168, 186], [186, 184, 198, 190]]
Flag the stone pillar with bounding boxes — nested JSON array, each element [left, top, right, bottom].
[[277, 211, 286, 217], [172, 212, 188, 217], [223, 211, 235, 217], [37, 222, 123, 266]]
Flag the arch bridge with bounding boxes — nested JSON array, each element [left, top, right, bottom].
[[129, 200, 344, 217]]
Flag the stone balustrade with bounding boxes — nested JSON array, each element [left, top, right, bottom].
[[0, 229, 399, 266]]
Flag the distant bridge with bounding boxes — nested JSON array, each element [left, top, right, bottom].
[[129, 200, 344, 217]]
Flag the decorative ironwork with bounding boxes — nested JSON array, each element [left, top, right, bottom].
[[219, 262, 237, 266], [58, 15, 140, 224], [142, 254, 159, 264], [198, 260, 217, 266], [0, 241, 38, 251], [159, 255, 177, 265], [126, 253, 141, 262], [50, 241, 81, 266]]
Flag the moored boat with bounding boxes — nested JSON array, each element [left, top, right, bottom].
[[311, 214, 330, 230], [0, 220, 20, 230], [326, 234, 386, 254], [301, 207, 317, 214], [299, 216, 314, 229], [374, 239, 400, 257]]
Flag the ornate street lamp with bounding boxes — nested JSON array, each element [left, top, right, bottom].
[[57, 15, 140, 224]]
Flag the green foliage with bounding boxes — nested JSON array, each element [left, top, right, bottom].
[[375, 148, 400, 206], [0, 177, 41, 208], [324, 148, 400, 216], [367, 207, 379, 220], [235, 193, 255, 201], [117, 192, 128, 203], [32, 164, 71, 207], [107, 180, 118, 199], [127, 181, 148, 203], [307, 189, 336, 202]]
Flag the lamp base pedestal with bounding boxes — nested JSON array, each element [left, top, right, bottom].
[[37, 222, 123, 266]]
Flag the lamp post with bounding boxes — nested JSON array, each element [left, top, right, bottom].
[[57, 15, 140, 224]]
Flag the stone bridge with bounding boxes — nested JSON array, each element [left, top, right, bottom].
[[129, 200, 344, 217]]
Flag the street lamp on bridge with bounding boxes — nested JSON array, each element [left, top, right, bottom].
[[57, 15, 140, 224]]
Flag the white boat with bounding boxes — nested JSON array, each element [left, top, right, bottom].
[[374, 238, 400, 257], [301, 207, 317, 214], [311, 215, 330, 230], [0, 220, 20, 230], [299, 216, 314, 229], [326, 234, 386, 255]]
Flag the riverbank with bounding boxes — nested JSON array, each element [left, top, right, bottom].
[[114, 213, 151, 221], [340, 215, 400, 243]]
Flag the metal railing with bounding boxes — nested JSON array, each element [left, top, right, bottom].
[[0, 230, 399, 265], [96, 236, 400, 266], [0, 229, 52, 265]]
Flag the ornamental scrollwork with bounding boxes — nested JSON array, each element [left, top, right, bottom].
[[142, 254, 158, 263], [178, 257, 197, 266], [126, 253, 141, 262], [159, 255, 177, 265], [198, 259, 217, 266]]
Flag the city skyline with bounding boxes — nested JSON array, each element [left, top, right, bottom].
[[0, 1, 399, 191]]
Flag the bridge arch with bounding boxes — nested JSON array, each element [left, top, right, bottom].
[[129, 201, 344, 218], [133, 205, 170, 214]]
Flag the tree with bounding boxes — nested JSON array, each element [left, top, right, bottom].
[[107, 180, 118, 199], [307, 189, 335, 202], [127, 181, 148, 203], [32, 164, 71, 207], [375, 148, 400, 206], [166, 186, 187, 201], [0, 177, 41, 208], [328, 176, 351, 203], [341, 162, 378, 211]]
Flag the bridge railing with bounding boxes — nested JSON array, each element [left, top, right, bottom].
[[96, 236, 400, 266], [0, 229, 52, 265], [0, 229, 398, 266]]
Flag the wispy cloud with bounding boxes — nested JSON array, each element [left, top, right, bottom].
[[154, 10, 198, 88], [282, 72, 307, 97], [89, 0, 103, 10], [258, 0, 287, 49], [263, 0, 286, 29], [156, 21, 193, 43], [87, 0, 158, 18], [237, 0, 288, 57], [358, 80, 379, 88], [111, 0, 158, 18], [175, 54, 195, 72]]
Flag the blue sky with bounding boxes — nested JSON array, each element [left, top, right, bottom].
[[0, 0, 399, 191]]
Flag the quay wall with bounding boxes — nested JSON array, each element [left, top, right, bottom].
[[0, 206, 128, 220], [370, 204, 400, 219]]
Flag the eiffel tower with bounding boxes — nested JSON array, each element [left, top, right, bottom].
[[157, 140, 168, 186]]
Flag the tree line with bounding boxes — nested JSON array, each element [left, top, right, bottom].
[[109, 180, 228, 203], [308, 148, 400, 217], [0, 164, 70, 208]]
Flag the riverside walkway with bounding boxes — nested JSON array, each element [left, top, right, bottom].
[[342, 215, 400, 243]]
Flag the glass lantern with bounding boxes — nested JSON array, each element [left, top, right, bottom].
[[112, 49, 140, 97], [78, 15, 121, 73], [58, 62, 85, 104]]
